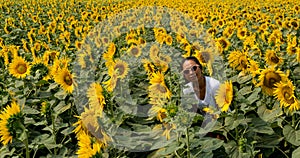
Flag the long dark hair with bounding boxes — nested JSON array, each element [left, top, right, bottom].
[[181, 56, 202, 70]]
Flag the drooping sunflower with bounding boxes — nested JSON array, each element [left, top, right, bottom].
[[264, 49, 283, 66], [142, 59, 155, 74], [274, 80, 296, 108], [103, 73, 118, 92], [8, 56, 31, 79], [228, 50, 248, 72], [86, 83, 106, 117], [215, 80, 233, 112], [149, 44, 160, 61], [0, 102, 22, 145], [54, 67, 74, 93], [149, 105, 167, 122], [257, 67, 288, 96]]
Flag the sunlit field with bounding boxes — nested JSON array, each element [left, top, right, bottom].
[[0, 0, 299, 157]]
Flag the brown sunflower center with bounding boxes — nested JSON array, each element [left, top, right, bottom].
[[115, 64, 125, 76], [201, 51, 211, 63], [64, 75, 73, 86], [16, 64, 27, 74], [270, 56, 279, 63], [199, 17, 204, 22], [130, 47, 139, 56], [219, 39, 228, 48], [239, 31, 246, 37], [240, 58, 248, 69], [156, 84, 167, 93], [263, 72, 281, 88]]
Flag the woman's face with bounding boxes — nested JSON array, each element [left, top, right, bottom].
[[182, 60, 202, 82]]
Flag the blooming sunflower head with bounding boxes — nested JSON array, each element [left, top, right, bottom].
[[215, 80, 233, 112], [53, 67, 74, 93], [0, 102, 22, 145], [274, 80, 296, 108], [86, 83, 105, 117], [257, 67, 288, 96], [108, 59, 129, 79], [8, 56, 31, 79], [265, 49, 283, 66], [228, 50, 249, 72], [127, 45, 142, 57]]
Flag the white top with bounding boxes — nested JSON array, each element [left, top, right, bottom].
[[183, 76, 220, 110]]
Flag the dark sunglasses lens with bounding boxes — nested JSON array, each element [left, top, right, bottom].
[[192, 66, 198, 71], [184, 70, 189, 74]]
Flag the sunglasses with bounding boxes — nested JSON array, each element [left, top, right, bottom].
[[183, 65, 200, 75]]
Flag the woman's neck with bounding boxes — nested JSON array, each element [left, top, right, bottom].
[[192, 76, 206, 100]]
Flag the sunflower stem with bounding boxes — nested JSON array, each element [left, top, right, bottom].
[[52, 114, 57, 155], [19, 121, 30, 158], [186, 128, 190, 158], [292, 114, 295, 128]]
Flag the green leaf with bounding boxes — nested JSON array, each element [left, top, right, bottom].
[[257, 104, 282, 123], [237, 75, 252, 84], [238, 86, 252, 96], [61, 126, 75, 136], [251, 118, 274, 135], [15, 80, 24, 88], [246, 87, 261, 104], [283, 125, 300, 146], [54, 89, 67, 100], [53, 102, 71, 115], [292, 146, 300, 158], [23, 105, 40, 114]]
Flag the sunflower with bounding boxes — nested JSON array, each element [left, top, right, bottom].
[[287, 44, 298, 55], [8, 56, 31, 79], [127, 45, 142, 57], [162, 123, 176, 140], [247, 59, 260, 78], [164, 34, 173, 46], [215, 80, 233, 112], [274, 80, 296, 108], [54, 67, 74, 93], [149, 105, 167, 122], [287, 99, 300, 113], [76, 132, 102, 158], [149, 83, 172, 99], [142, 59, 155, 74], [265, 49, 283, 66], [237, 27, 248, 40], [149, 44, 160, 61], [257, 67, 288, 96], [297, 47, 300, 62], [103, 73, 118, 92], [86, 83, 105, 117], [223, 26, 234, 38], [228, 50, 248, 72], [108, 59, 129, 79], [216, 37, 231, 52], [0, 102, 22, 145]]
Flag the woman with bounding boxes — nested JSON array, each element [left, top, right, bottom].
[[182, 56, 220, 114]]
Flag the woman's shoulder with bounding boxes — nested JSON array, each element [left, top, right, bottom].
[[205, 76, 220, 86]]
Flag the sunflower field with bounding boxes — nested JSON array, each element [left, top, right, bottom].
[[0, 0, 300, 157]]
